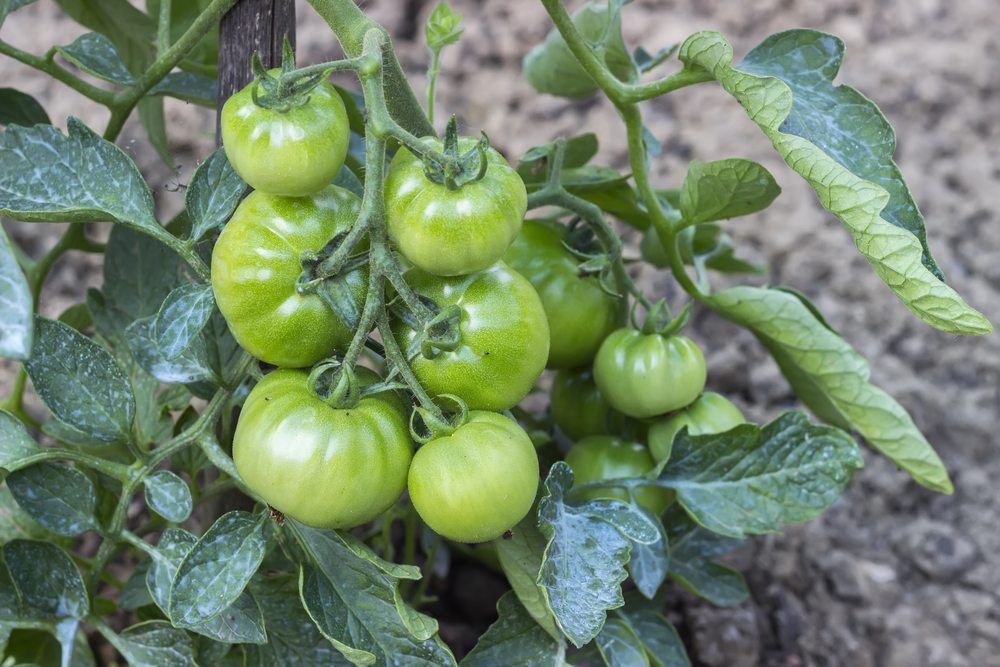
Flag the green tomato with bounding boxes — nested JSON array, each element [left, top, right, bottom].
[[233, 369, 412, 529], [408, 411, 539, 543], [212, 186, 366, 368], [392, 263, 549, 411], [648, 392, 745, 463], [504, 220, 618, 369], [221, 73, 349, 197], [564, 436, 672, 515], [593, 328, 707, 418], [384, 136, 527, 276], [550, 367, 620, 441]]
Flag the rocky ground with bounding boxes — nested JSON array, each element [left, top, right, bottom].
[[3, 0, 999, 665]]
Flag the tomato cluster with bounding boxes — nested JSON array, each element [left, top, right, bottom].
[[213, 75, 746, 545]]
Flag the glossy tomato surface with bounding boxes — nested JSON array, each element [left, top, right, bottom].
[[233, 369, 412, 529], [504, 219, 618, 369], [550, 367, 621, 441], [648, 392, 745, 462], [408, 411, 539, 543], [564, 436, 672, 515], [392, 262, 549, 411], [593, 329, 706, 418], [211, 186, 365, 368], [384, 136, 527, 276], [221, 73, 349, 196]]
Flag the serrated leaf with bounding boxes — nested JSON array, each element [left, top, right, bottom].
[[55, 32, 135, 85], [678, 30, 991, 335], [148, 527, 267, 645], [707, 285, 953, 493], [143, 470, 192, 523], [679, 158, 780, 224], [52, 0, 154, 74], [100, 621, 197, 667], [425, 2, 463, 52], [657, 412, 863, 539], [536, 463, 659, 647], [461, 591, 565, 666], [126, 316, 216, 385], [169, 511, 267, 628], [494, 516, 561, 640], [0, 87, 50, 126], [0, 119, 169, 243], [663, 507, 748, 607], [149, 71, 217, 107], [2, 539, 88, 620], [6, 463, 97, 536], [100, 225, 181, 335], [0, 410, 39, 470], [25, 317, 135, 445], [153, 284, 215, 360], [289, 521, 456, 666], [596, 618, 648, 667], [628, 509, 669, 600], [245, 574, 345, 666], [185, 148, 244, 243], [615, 600, 690, 667], [0, 226, 32, 360]]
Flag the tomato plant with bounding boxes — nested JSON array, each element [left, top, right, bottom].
[[0, 0, 989, 663]]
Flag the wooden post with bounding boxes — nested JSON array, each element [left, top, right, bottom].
[[216, 0, 296, 137]]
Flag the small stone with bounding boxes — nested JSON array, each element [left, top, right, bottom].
[[687, 605, 761, 667], [893, 519, 978, 582]]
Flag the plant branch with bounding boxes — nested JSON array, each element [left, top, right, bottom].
[[0, 40, 118, 106]]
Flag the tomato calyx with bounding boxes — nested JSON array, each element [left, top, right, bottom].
[[409, 394, 469, 443], [561, 219, 621, 298], [635, 299, 692, 337], [420, 116, 491, 191], [394, 299, 462, 360], [306, 359, 362, 408], [250, 39, 329, 112]]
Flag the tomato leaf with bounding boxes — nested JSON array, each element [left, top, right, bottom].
[[168, 511, 268, 628], [595, 617, 648, 667], [0, 410, 39, 471], [494, 516, 561, 640], [628, 509, 669, 600], [663, 507, 748, 607], [0, 119, 170, 245], [2, 539, 89, 620], [119, 559, 153, 611], [244, 574, 346, 666], [146, 528, 266, 645], [536, 462, 659, 648], [613, 598, 691, 667], [461, 592, 565, 666], [97, 621, 197, 667], [0, 87, 50, 126], [288, 520, 456, 666], [55, 32, 136, 85], [707, 285, 953, 493], [657, 412, 863, 539], [185, 147, 244, 243], [425, 2, 463, 53], [0, 0, 36, 28], [0, 226, 32, 361], [25, 317, 135, 446], [7, 463, 97, 536], [153, 284, 215, 361], [678, 158, 780, 225], [142, 471, 192, 523], [679, 30, 990, 335], [126, 317, 217, 385], [149, 71, 217, 107]]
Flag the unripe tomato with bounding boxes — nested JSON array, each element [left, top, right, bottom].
[[504, 220, 618, 369], [221, 73, 349, 196], [233, 369, 412, 529], [384, 137, 527, 276], [593, 329, 706, 418], [550, 367, 621, 441], [564, 436, 672, 515], [648, 392, 745, 463], [408, 411, 539, 543], [392, 263, 549, 411], [211, 186, 366, 368]]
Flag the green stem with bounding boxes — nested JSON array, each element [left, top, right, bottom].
[[306, 0, 434, 137], [157, 0, 172, 56], [412, 534, 441, 605], [426, 48, 441, 127], [0, 40, 117, 106], [3, 448, 131, 481]]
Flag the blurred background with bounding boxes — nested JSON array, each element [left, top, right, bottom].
[[3, 1, 998, 665]]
